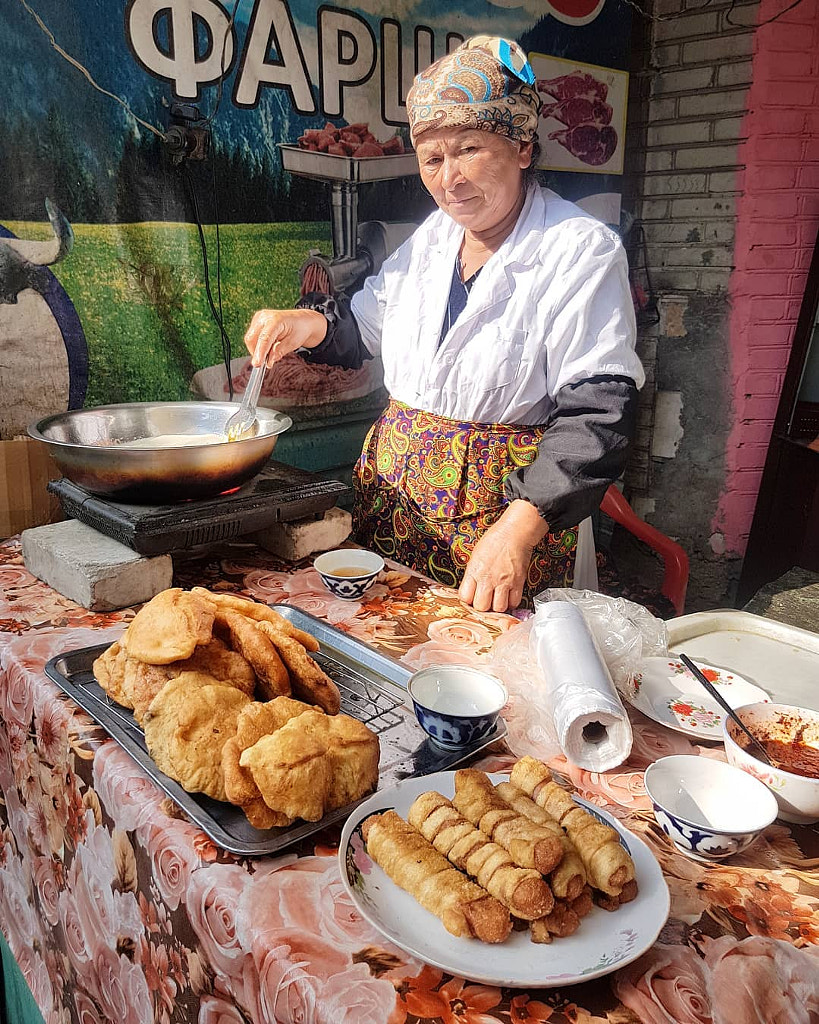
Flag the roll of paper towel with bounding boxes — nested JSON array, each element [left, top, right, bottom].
[[530, 600, 632, 772]]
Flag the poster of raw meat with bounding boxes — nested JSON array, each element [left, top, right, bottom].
[[532, 54, 628, 174]]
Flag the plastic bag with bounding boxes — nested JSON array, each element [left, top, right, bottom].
[[530, 600, 632, 771], [486, 619, 563, 762], [534, 587, 668, 695]]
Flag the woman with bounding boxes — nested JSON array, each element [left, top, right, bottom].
[[245, 36, 644, 613]]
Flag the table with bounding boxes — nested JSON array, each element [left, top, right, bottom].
[[2, 536, 819, 1024]]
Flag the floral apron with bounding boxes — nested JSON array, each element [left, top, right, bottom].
[[353, 400, 577, 605]]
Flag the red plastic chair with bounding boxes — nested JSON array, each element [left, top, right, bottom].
[[600, 485, 689, 616]]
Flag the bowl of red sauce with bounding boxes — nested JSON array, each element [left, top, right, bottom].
[[723, 702, 819, 824]]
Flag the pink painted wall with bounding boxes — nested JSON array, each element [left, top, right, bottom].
[[713, 0, 819, 555]]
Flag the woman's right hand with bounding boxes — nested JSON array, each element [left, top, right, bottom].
[[244, 308, 329, 368]]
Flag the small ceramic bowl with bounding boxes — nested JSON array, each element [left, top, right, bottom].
[[644, 754, 778, 861], [313, 549, 385, 601], [407, 665, 507, 749], [723, 702, 819, 824]]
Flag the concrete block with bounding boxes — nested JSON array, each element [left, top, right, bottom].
[[652, 66, 714, 95], [682, 34, 753, 65], [678, 91, 748, 118], [717, 61, 753, 88], [653, 9, 720, 41], [642, 172, 707, 196], [713, 116, 747, 142], [675, 146, 738, 170], [21, 520, 173, 611], [253, 507, 352, 562], [646, 121, 709, 147]]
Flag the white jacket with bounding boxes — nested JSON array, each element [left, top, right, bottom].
[[351, 184, 644, 425]]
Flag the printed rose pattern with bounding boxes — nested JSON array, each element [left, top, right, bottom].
[[1, 536, 819, 1024]]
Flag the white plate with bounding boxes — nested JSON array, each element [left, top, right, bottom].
[[626, 657, 770, 739], [339, 771, 670, 988]]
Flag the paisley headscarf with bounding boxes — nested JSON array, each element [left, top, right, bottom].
[[407, 35, 541, 145]]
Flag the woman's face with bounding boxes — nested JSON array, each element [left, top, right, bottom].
[[416, 128, 533, 234]]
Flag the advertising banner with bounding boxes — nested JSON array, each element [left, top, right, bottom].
[[0, 0, 632, 431]]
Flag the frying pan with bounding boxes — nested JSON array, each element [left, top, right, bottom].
[[28, 402, 292, 503]]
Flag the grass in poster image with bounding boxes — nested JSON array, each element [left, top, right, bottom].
[[4, 220, 331, 406]]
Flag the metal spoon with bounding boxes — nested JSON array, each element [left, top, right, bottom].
[[679, 653, 774, 766], [224, 363, 266, 441]]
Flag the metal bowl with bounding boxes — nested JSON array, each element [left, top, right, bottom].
[[28, 402, 293, 503]]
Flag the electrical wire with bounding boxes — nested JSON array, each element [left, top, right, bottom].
[[201, 0, 242, 129], [183, 162, 235, 398], [619, 0, 806, 24], [726, 0, 806, 26], [16, 0, 166, 140]]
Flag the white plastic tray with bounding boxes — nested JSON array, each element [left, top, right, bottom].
[[667, 609, 819, 711]]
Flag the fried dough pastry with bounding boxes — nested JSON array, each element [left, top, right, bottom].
[[93, 642, 133, 708], [222, 697, 317, 830], [213, 609, 290, 699], [143, 676, 251, 801], [124, 640, 257, 724], [221, 737, 291, 830], [256, 622, 341, 714], [453, 770, 563, 875], [123, 588, 214, 665], [510, 756, 636, 896], [495, 781, 586, 900], [191, 588, 319, 651], [239, 709, 378, 822], [362, 811, 511, 944], [408, 791, 554, 920]]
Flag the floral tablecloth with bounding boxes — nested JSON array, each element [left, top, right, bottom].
[[2, 536, 819, 1024]]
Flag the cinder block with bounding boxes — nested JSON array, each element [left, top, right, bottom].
[[652, 66, 714, 95], [678, 91, 748, 117], [713, 116, 747, 142], [675, 146, 738, 170], [647, 121, 710, 147], [716, 61, 753, 88], [653, 9, 720, 41], [21, 520, 173, 611], [682, 34, 753, 65], [253, 507, 352, 562]]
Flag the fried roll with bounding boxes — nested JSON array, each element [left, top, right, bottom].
[[452, 770, 563, 875], [362, 811, 511, 943], [510, 757, 635, 897], [408, 791, 554, 920], [495, 781, 586, 900]]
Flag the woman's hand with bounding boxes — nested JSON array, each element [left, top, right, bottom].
[[458, 500, 549, 613], [244, 308, 328, 368]]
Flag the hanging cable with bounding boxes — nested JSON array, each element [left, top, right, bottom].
[[16, 0, 166, 140], [183, 162, 234, 399], [201, 0, 242, 129]]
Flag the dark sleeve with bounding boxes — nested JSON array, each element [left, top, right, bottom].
[[295, 292, 372, 370], [503, 375, 639, 529]]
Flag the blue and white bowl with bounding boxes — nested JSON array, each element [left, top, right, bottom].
[[644, 754, 778, 862], [407, 666, 507, 749], [313, 549, 385, 601]]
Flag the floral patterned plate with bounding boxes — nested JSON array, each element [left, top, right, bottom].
[[626, 657, 770, 740], [339, 771, 670, 988]]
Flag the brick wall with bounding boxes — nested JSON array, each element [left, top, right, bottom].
[[623, 0, 819, 605], [714, 0, 819, 554]]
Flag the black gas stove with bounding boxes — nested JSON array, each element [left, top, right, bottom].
[[48, 461, 350, 556]]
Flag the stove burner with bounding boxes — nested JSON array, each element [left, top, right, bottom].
[[49, 461, 350, 556]]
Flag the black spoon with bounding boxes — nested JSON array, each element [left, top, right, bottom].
[[679, 653, 774, 766]]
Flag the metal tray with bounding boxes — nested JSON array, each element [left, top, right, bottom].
[[279, 145, 418, 182], [45, 605, 506, 856], [667, 609, 819, 712]]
